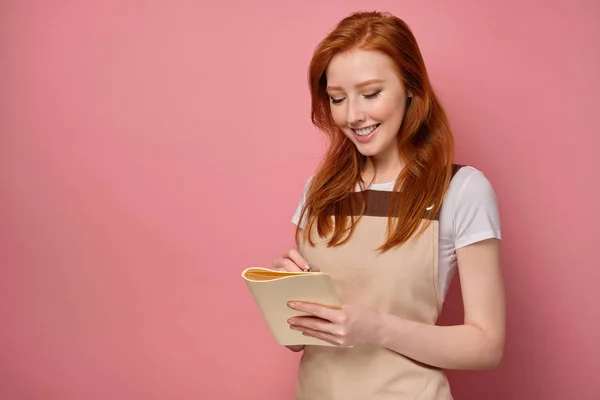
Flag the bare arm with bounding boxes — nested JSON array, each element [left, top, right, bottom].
[[288, 238, 505, 369], [376, 238, 505, 370]]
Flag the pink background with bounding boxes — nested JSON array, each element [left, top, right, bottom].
[[1, 0, 598, 399]]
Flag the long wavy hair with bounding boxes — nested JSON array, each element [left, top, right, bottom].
[[296, 11, 455, 251]]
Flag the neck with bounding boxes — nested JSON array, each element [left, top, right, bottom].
[[364, 149, 405, 184]]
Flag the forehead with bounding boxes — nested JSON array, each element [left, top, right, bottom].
[[325, 49, 400, 87]]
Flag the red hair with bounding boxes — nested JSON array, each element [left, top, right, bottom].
[[296, 11, 455, 251]]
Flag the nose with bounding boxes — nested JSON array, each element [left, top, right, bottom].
[[346, 97, 366, 126]]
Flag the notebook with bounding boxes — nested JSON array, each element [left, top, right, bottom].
[[242, 267, 342, 346]]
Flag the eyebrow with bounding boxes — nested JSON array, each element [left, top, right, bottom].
[[326, 79, 384, 91]]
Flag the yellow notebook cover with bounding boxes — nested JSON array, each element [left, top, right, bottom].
[[242, 267, 341, 346]]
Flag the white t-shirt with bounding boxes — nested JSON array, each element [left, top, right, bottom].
[[291, 166, 502, 302]]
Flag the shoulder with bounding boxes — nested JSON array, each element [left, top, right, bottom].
[[448, 166, 498, 202], [440, 165, 501, 249], [291, 175, 314, 227], [298, 174, 314, 199]]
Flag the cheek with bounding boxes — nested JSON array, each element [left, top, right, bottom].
[[330, 107, 346, 127], [373, 98, 405, 122]]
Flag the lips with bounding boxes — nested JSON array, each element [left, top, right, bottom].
[[353, 123, 380, 136], [352, 123, 381, 143]]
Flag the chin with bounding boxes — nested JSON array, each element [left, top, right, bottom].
[[355, 148, 380, 157], [351, 141, 384, 157], [343, 128, 392, 159]]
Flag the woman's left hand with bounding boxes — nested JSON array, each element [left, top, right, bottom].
[[287, 301, 382, 347]]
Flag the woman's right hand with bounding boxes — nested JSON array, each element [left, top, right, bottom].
[[272, 249, 319, 352], [271, 249, 319, 273]]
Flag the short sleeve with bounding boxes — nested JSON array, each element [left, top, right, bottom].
[[291, 176, 313, 229], [453, 169, 502, 249]]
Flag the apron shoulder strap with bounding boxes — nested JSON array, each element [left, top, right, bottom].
[[451, 163, 464, 179]]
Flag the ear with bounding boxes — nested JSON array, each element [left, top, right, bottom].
[[407, 90, 413, 98]]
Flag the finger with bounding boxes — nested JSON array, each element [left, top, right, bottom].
[[271, 258, 290, 271], [282, 258, 305, 272], [288, 316, 335, 334], [288, 301, 342, 323], [271, 258, 285, 271], [273, 258, 303, 272], [286, 249, 317, 272], [291, 326, 341, 346]]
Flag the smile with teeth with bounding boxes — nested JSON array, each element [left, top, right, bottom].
[[353, 124, 380, 136]]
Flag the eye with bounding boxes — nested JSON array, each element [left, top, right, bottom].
[[330, 97, 345, 105], [364, 90, 382, 99]]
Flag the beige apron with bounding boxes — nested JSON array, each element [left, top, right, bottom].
[[295, 167, 461, 400]]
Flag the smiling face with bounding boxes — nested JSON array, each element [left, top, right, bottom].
[[325, 49, 410, 167]]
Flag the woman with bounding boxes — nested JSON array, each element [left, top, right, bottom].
[[271, 10, 505, 399]]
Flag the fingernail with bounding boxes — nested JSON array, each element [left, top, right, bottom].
[[303, 262, 311, 271], [287, 302, 296, 309]]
